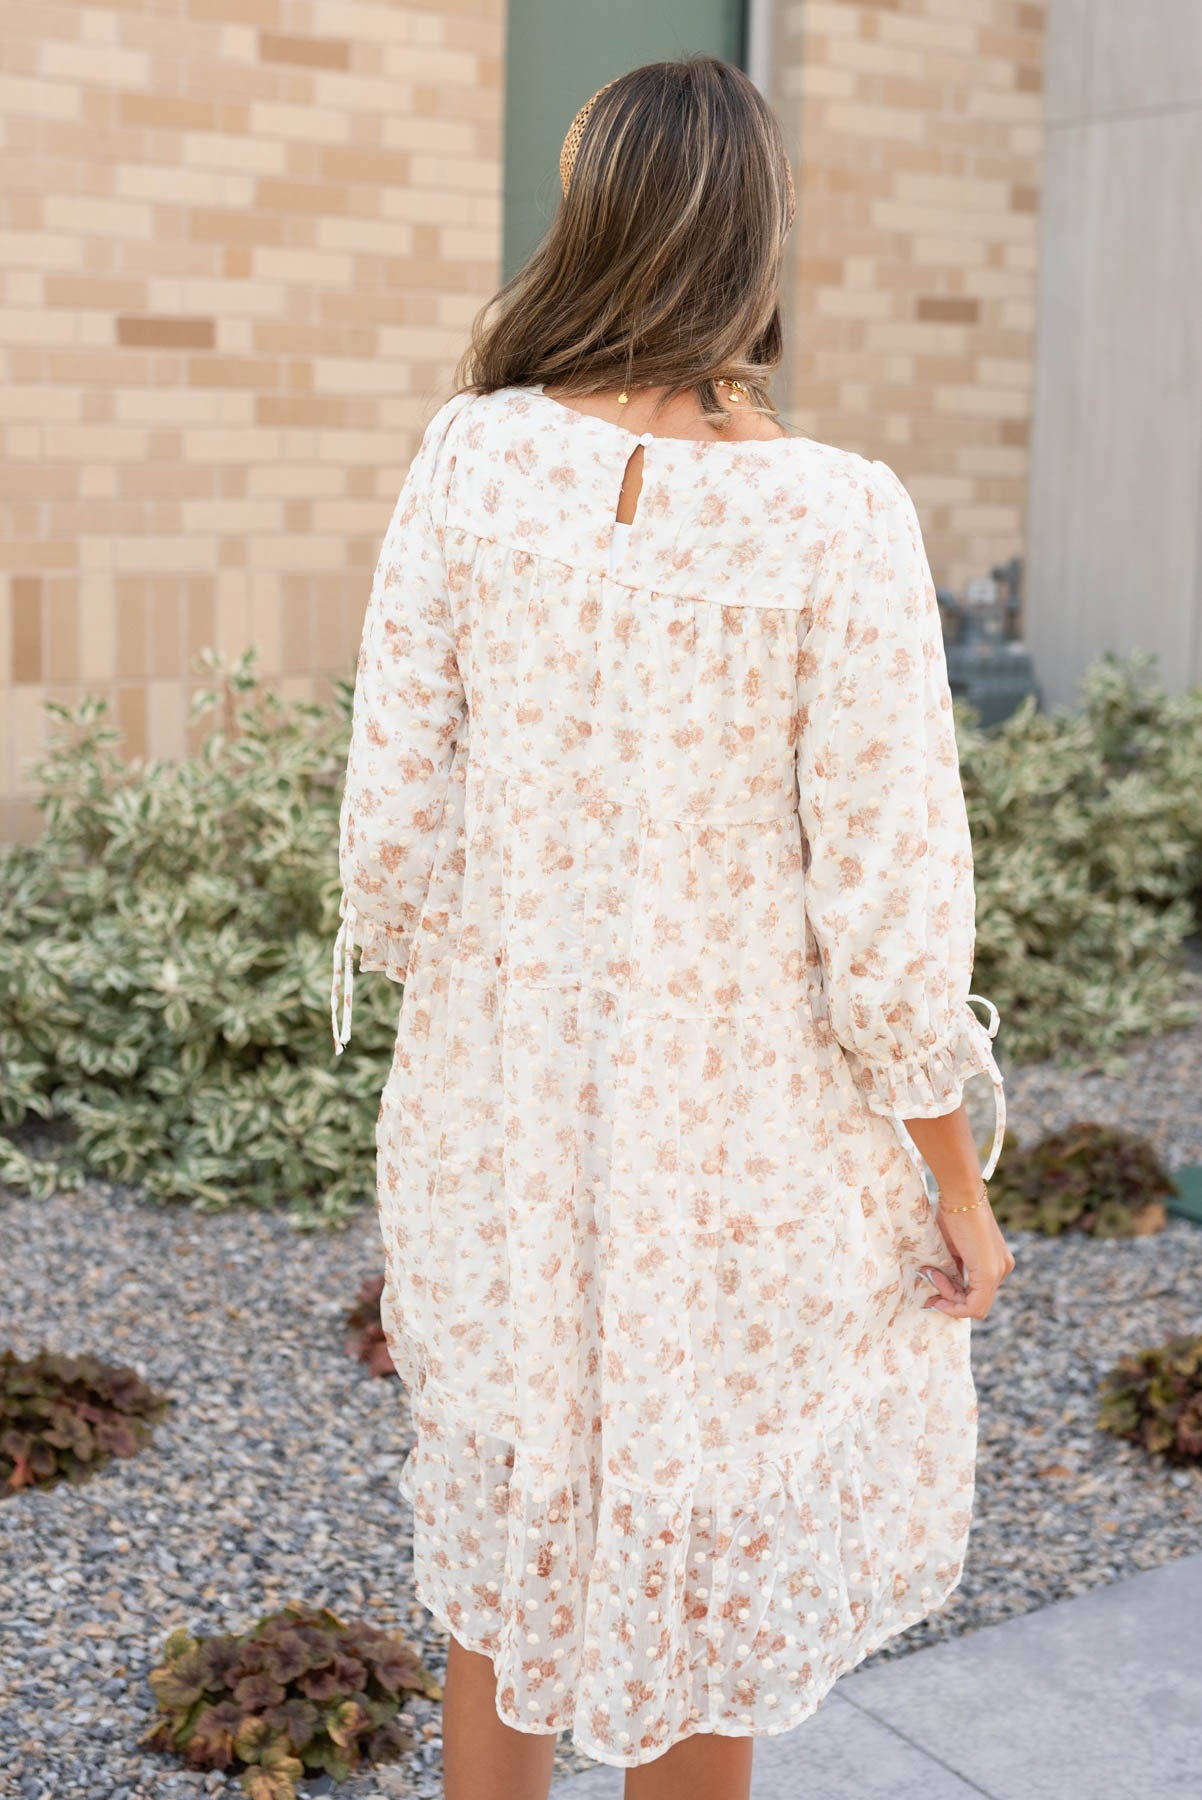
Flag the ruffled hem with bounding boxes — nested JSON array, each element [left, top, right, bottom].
[[841, 994, 1007, 1181], [330, 891, 411, 1054], [412, 1565, 969, 1766], [394, 1370, 976, 1769]]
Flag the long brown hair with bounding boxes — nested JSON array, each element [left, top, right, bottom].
[[453, 56, 794, 430]]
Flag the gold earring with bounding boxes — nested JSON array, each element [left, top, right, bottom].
[[717, 377, 749, 403]]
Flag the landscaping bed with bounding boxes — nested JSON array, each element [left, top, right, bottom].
[[3, 1005, 1201, 1795]]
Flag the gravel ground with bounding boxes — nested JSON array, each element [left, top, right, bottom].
[[2, 1000, 1201, 1798]]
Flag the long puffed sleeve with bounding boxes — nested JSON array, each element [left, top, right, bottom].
[[330, 392, 472, 1054], [795, 457, 1006, 1180]]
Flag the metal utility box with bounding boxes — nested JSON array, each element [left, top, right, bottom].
[[938, 557, 1042, 728]]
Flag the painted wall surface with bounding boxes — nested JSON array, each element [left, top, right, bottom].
[[503, 0, 746, 281], [1027, 0, 1202, 703]]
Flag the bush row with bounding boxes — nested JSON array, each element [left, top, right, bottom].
[[0, 647, 1199, 1223]]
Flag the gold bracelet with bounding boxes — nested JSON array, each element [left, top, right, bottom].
[[937, 1182, 991, 1215]]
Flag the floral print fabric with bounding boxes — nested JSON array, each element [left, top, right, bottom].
[[331, 384, 1004, 1767]]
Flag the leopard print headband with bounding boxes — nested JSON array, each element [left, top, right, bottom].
[[559, 78, 796, 227]]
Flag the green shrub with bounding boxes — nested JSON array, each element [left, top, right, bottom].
[[958, 652, 1202, 1065], [0, 648, 397, 1228], [345, 1273, 396, 1379], [1097, 1332, 1202, 1465], [140, 1603, 439, 1798], [988, 1121, 1176, 1237], [1, 646, 1199, 1226], [1, 1348, 170, 1494]]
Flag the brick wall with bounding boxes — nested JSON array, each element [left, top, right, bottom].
[[780, 0, 1046, 591], [1, 0, 504, 840], [2, 2, 1046, 838]]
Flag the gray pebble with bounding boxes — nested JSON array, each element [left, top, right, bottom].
[[3, 1000, 1202, 1793]]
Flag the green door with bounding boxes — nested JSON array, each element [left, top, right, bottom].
[[503, 1, 748, 282]]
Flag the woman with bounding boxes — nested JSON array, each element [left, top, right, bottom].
[[331, 55, 1014, 1800]]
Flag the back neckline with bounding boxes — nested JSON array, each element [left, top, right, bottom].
[[516, 383, 804, 454]]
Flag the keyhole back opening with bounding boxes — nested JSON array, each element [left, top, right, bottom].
[[614, 442, 646, 526]]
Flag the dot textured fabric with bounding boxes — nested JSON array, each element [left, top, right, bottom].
[[330, 383, 1006, 1768]]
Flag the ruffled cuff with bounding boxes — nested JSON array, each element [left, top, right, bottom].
[[840, 994, 1007, 1181], [329, 891, 411, 1055]]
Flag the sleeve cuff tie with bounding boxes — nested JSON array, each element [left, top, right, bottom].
[[841, 993, 1007, 1182], [329, 892, 410, 1054]]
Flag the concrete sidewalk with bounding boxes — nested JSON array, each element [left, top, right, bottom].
[[549, 1551, 1202, 1798]]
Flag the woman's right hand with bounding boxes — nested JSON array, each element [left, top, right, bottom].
[[902, 1101, 1016, 1321], [921, 1197, 1015, 1321]]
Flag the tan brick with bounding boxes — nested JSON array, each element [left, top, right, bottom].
[[182, 131, 286, 173], [184, 578, 216, 664], [44, 195, 153, 239], [916, 296, 981, 324], [437, 224, 498, 264], [119, 91, 219, 131], [253, 534, 345, 571], [147, 584, 183, 678], [307, 0, 426, 42], [932, 383, 1028, 419], [255, 176, 349, 214], [147, 277, 286, 317], [114, 534, 218, 574], [0, 386, 82, 424], [0, 586, 9, 689], [242, 576, 280, 671], [146, 677, 188, 758], [379, 43, 478, 86], [9, 687, 51, 794], [1, 308, 77, 345], [112, 683, 148, 759], [117, 314, 216, 350], [0, 229, 84, 272], [40, 39, 152, 86], [382, 115, 477, 156], [211, 571, 248, 654], [189, 0, 282, 23], [999, 416, 1031, 447], [317, 146, 411, 185], [184, 354, 276, 387], [312, 499, 387, 533], [249, 463, 345, 498], [315, 213, 409, 253], [190, 207, 285, 247], [250, 101, 349, 144], [180, 498, 284, 533], [256, 392, 349, 427], [259, 31, 351, 70], [216, 24, 258, 62], [0, 73, 80, 121], [116, 164, 256, 207], [11, 575, 43, 683], [43, 274, 143, 312], [253, 245, 353, 285]]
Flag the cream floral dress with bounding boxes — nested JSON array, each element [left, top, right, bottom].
[[330, 382, 1006, 1768]]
